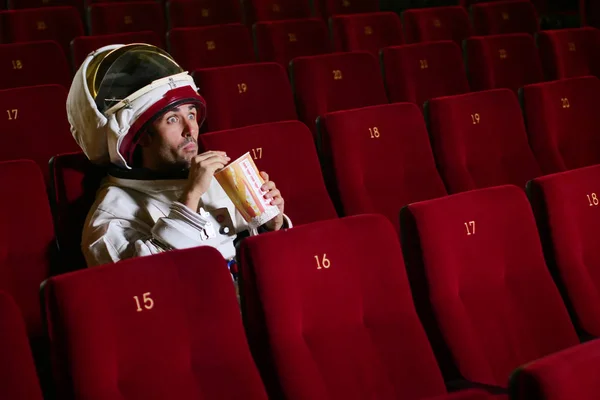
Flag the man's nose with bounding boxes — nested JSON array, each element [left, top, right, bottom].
[[182, 118, 197, 137]]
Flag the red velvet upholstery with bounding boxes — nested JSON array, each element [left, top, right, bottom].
[[241, 214, 494, 400], [245, 0, 312, 24], [166, 0, 241, 29], [71, 31, 162, 70], [537, 27, 600, 80], [528, 164, 600, 337], [169, 24, 254, 71], [0, 160, 54, 341], [3, 6, 83, 55], [465, 33, 543, 93], [522, 76, 600, 174], [402, 6, 472, 45], [318, 103, 447, 231], [0, 41, 70, 90], [49, 152, 106, 273], [382, 41, 469, 107], [320, 0, 378, 17], [193, 62, 296, 131], [290, 51, 388, 135], [426, 89, 542, 193], [400, 185, 579, 387], [200, 121, 336, 225], [331, 12, 403, 56], [254, 18, 329, 66], [471, 0, 539, 35], [0, 85, 79, 183], [88, 2, 164, 36], [510, 338, 600, 400], [0, 292, 43, 400], [44, 246, 268, 400]]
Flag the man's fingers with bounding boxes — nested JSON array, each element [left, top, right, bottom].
[[193, 154, 230, 167], [270, 197, 284, 206], [260, 171, 269, 182], [194, 151, 229, 162], [261, 180, 275, 191], [264, 189, 280, 199]]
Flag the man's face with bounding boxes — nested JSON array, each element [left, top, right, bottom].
[[142, 104, 200, 170]]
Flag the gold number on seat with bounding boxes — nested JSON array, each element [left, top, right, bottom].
[[419, 59, 429, 69], [465, 221, 476, 235], [502, 12, 510, 20], [37, 21, 47, 30], [237, 83, 248, 94], [12, 60, 22, 70], [433, 19, 441, 28], [342, 0, 350, 7], [587, 193, 599, 207], [369, 127, 380, 139], [206, 40, 216, 50], [251, 147, 263, 160], [201, 8, 210, 17], [133, 292, 154, 312], [272, 3, 280, 12], [561, 97, 570, 109], [6, 109, 18, 120], [315, 254, 331, 269], [332, 69, 343, 80], [471, 113, 481, 124], [499, 49, 507, 59], [288, 33, 297, 42], [568, 42, 576, 52], [364, 25, 373, 35], [124, 15, 133, 24]]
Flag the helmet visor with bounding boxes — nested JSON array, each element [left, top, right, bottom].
[[95, 45, 183, 113]]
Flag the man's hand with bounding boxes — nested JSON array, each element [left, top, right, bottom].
[[180, 151, 230, 211], [260, 171, 285, 231]]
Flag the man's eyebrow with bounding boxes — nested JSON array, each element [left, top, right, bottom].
[[188, 105, 196, 111]]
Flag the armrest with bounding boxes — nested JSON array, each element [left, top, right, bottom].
[[509, 339, 600, 400], [446, 380, 507, 395]]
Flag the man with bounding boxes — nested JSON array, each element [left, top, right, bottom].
[[67, 44, 290, 267]]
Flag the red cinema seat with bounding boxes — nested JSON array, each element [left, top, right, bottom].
[[0, 41, 70, 90], [240, 214, 495, 400], [521, 76, 600, 174], [331, 12, 403, 56], [290, 51, 388, 135], [49, 152, 106, 273], [510, 339, 600, 400], [166, 0, 241, 29], [320, 0, 378, 18], [528, 164, 600, 338], [0, 161, 54, 342], [382, 41, 469, 107], [71, 31, 163, 70], [254, 18, 330, 66], [465, 33, 544, 93], [471, 0, 539, 35], [169, 24, 255, 71], [318, 103, 447, 231], [3, 6, 84, 56], [0, 85, 80, 183], [245, 0, 313, 24], [193, 62, 297, 131], [537, 27, 600, 80], [426, 89, 542, 193], [400, 185, 580, 388], [200, 121, 337, 225], [402, 6, 472, 45], [88, 2, 164, 36], [43, 246, 268, 400], [0, 291, 43, 400]]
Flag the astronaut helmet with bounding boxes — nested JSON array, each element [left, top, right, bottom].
[[67, 43, 206, 169]]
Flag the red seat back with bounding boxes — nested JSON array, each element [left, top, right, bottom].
[[194, 62, 297, 132], [471, 0, 539, 35], [331, 12, 403, 56], [167, 0, 241, 29], [200, 121, 337, 225], [402, 6, 472, 45], [88, 2, 164, 35]]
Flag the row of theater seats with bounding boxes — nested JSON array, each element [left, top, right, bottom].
[[2, 74, 598, 356], [4, 155, 600, 399]]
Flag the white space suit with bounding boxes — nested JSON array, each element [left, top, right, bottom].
[[68, 44, 290, 267]]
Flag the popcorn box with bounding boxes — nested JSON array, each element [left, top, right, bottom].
[[215, 152, 279, 229]]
